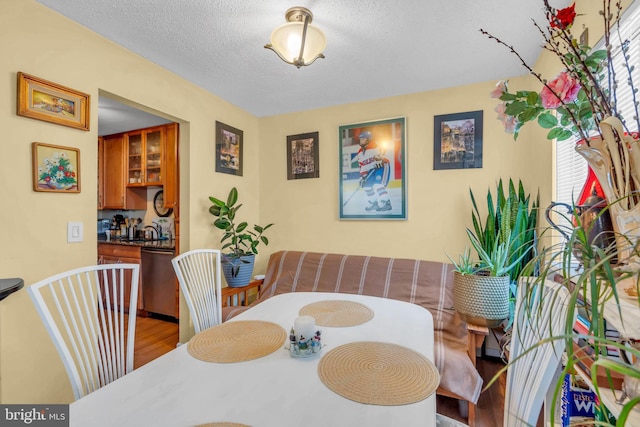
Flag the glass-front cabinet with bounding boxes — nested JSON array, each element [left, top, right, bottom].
[[126, 126, 164, 186]]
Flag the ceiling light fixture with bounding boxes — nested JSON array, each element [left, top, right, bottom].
[[264, 7, 326, 68]]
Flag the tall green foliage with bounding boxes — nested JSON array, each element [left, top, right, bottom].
[[498, 204, 640, 424], [469, 179, 539, 283]]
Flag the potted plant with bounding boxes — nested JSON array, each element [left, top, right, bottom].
[[492, 203, 640, 424], [479, 1, 640, 421], [452, 228, 522, 327], [209, 187, 274, 287], [450, 179, 539, 328], [484, 0, 640, 264]]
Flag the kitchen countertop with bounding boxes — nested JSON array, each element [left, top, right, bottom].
[[0, 278, 24, 302], [98, 237, 175, 251]]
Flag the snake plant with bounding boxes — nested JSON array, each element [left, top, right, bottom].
[[469, 178, 539, 282]]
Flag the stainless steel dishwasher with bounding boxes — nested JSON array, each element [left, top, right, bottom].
[[141, 248, 177, 318]]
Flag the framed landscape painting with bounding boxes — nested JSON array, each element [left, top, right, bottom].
[[215, 121, 243, 176], [338, 117, 406, 220], [287, 131, 319, 180], [433, 110, 483, 170], [17, 72, 90, 131]]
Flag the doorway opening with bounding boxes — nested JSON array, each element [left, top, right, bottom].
[[98, 91, 185, 361]]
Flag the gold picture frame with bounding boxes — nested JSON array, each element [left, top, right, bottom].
[[17, 72, 90, 131], [32, 142, 81, 193]]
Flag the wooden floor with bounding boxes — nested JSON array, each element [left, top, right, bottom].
[[133, 314, 179, 369], [436, 356, 507, 426], [133, 315, 517, 425]]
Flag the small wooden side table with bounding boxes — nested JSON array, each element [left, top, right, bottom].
[[221, 279, 263, 307], [466, 323, 490, 427], [467, 323, 490, 367]]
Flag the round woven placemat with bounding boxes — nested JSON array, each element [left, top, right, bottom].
[[299, 300, 374, 327], [317, 341, 440, 406], [196, 423, 250, 427], [187, 320, 286, 363]]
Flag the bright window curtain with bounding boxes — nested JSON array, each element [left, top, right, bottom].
[[555, 0, 640, 205], [553, 1, 640, 269]]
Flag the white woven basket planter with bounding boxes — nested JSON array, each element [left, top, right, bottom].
[[452, 271, 509, 328]]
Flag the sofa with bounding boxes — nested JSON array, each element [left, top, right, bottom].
[[223, 250, 484, 419]]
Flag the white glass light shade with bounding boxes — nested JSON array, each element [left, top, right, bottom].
[[268, 22, 326, 66]]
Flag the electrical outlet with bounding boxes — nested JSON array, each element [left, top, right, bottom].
[[67, 221, 83, 243]]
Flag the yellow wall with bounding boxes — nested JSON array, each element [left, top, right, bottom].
[[0, 0, 260, 403], [0, 0, 575, 405], [258, 85, 552, 266]]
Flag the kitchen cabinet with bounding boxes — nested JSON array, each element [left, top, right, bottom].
[[163, 123, 179, 214], [98, 243, 145, 315], [163, 123, 180, 252], [126, 126, 164, 187], [98, 134, 145, 210]]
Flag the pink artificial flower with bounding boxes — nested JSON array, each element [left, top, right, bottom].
[[494, 103, 517, 134], [490, 81, 507, 99], [540, 72, 581, 109], [503, 116, 517, 134]]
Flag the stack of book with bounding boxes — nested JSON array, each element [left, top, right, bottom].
[[571, 306, 624, 390], [560, 373, 595, 426]]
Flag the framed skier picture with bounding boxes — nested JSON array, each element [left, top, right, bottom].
[[339, 117, 407, 220]]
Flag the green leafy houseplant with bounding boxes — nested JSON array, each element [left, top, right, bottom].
[[450, 179, 539, 328], [484, 0, 640, 222], [483, 1, 639, 143], [489, 205, 640, 425], [208, 187, 274, 278], [469, 178, 540, 282]]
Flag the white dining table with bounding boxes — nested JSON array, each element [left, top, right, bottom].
[[70, 292, 437, 426]]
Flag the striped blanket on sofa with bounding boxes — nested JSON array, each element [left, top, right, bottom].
[[224, 250, 483, 404]]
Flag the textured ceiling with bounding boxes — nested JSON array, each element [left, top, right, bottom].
[[36, 0, 571, 121]]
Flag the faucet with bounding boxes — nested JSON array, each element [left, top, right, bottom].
[[143, 225, 160, 241]]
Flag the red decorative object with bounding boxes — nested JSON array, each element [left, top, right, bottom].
[[576, 166, 606, 207]]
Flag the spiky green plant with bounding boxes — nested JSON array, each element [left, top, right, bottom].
[[469, 178, 540, 283], [488, 203, 640, 425], [464, 179, 539, 330]]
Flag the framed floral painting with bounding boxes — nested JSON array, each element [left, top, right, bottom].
[[32, 142, 81, 193], [17, 72, 90, 131]]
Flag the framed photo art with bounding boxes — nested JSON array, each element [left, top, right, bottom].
[[17, 72, 90, 131], [215, 121, 243, 176], [287, 131, 319, 180], [433, 110, 483, 170], [339, 117, 407, 220], [32, 142, 81, 193]]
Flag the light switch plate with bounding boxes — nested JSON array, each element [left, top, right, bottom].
[[67, 221, 83, 243]]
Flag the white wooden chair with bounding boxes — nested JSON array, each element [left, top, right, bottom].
[[437, 279, 571, 426], [171, 249, 223, 333], [28, 263, 140, 400]]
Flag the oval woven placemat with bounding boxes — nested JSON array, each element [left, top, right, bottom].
[[187, 320, 286, 363], [299, 300, 374, 327], [317, 341, 440, 406]]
